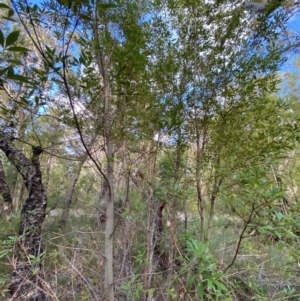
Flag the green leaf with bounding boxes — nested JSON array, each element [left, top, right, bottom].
[[7, 74, 33, 85], [202, 270, 212, 280], [215, 281, 227, 291], [0, 29, 4, 47], [186, 275, 196, 291], [6, 46, 30, 52], [0, 67, 8, 76], [0, 249, 9, 258], [197, 281, 204, 299], [1, 288, 10, 297], [8, 9, 14, 17], [274, 231, 282, 239], [7, 66, 14, 77], [79, 13, 93, 21], [0, 3, 10, 9], [275, 211, 284, 220], [2, 17, 16, 22], [8, 59, 22, 65], [96, 2, 117, 10], [212, 272, 223, 278], [5, 31, 19, 48], [207, 278, 213, 290]]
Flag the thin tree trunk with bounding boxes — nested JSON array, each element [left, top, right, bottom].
[[205, 154, 222, 242], [0, 137, 47, 301], [205, 176, 222, 242], [61, 156, 86, 223], [144, 201, 156, 301], [143, 145, 158, 301], [91, 9, 116, 299], [93, 13, 115, 299], [0, 159, 12, 214], [192, 6, 205, 241], [104, 84, 114, 301], [119, 146, 132, 280], [166, 141, 182, 299]]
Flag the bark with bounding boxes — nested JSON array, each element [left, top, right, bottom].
[[104, 139, 114, 301], [93, 14, 115, 300], [118, 147, 132, 280], [166, 142, 182, 300], [143, 146, 158, 301], [154, 202, 168, 269], [205, 176, 222, 242], [0, 159, 12, 214], [102, 77, 114, 301], [144, 201, 168, 300], [0, 137, 47, 301], [205, 155, 222, 242], [144, 202, 156, 301], [192, 6, 206, 242]]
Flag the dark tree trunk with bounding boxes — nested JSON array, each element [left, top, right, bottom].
[[0, 137, 47, 301], [0, 159, 12, 214], [153, 202, 168, 271]]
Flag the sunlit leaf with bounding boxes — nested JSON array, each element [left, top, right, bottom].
[[1, 288, 10, 297], [215, 281, 227, 291]]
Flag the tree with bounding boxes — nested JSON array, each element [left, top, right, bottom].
[[0, 139, 47, 300], [0, 0, 299, 300], [0, 2, 53, 299], [8, 1, 153, 300]]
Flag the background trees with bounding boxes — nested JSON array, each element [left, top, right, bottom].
[[0, 0, 300, 300]]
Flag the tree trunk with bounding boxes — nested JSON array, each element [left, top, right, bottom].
[[105, 141, 114, 301], [143, 145, 158, 301], [0, 137, 47, 301], [93, 14, 115, 299], [0, 159, 12, 215], [166, 142, 182, 300], [61, 157, 86, 223]]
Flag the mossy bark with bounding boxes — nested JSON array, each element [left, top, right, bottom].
[[0, 137, 47, 301]]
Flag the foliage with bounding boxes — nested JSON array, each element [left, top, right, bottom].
[[0, 0, 299, 300], [182, 238, 228, 300]]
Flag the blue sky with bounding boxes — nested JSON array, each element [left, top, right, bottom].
[[281, 11, 300, 71]]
